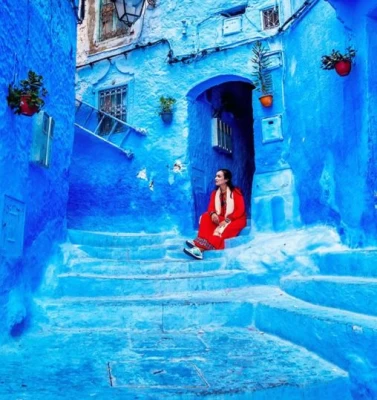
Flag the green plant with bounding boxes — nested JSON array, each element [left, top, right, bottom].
[[251, 41, 273, 95], [159, 96, 176, 114], [321, 47, 356, 70], [7, 70, 48, 114]]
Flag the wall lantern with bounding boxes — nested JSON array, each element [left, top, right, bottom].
[[111, 0, 146, 26]]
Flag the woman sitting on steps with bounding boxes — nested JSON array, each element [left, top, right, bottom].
[[184, 168, 247, 260]]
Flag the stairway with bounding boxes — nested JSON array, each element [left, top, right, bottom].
[[0, 230, 354, 399], [255, 249, 377, 399]]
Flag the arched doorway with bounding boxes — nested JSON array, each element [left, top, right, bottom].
[[187, 75, 255, 227]]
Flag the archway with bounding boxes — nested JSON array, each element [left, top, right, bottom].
[[187, 75, 255, 227]]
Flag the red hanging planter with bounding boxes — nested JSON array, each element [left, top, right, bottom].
[[7, 70, 48, 116], [334, 60, 352, 76], [259, 94, 273, 107], [19, 95, 39, 116]]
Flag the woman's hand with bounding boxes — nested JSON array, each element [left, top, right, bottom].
[[218, 220, 227, 228], [211, 213, 219, 225]]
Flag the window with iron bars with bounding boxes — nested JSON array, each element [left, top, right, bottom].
[[98, 86, 128, 134], [99, 0, 131, 41], [211, 117, 233, 155], [262, 6, 280, 30]]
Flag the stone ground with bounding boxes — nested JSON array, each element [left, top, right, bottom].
[[0, 228, 358, 399], [0, 325, 349, 399]]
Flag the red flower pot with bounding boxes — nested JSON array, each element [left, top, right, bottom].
[[20, 95, 39, 116], [259, 94, 273, 107], [335, 60, 352, 76]]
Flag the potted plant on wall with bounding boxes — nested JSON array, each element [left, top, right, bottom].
[[251, 41, 273, 107], [7, 70, 48, 116], [159, 96, 176, 123], [321, 47, 356, 76]]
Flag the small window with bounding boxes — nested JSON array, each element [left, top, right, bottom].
[[211, 117, 233, 155], [30, 112, 55, 168], [262, 6, 280, 30], [99, 0, 130, 41], [98, 85, 128, 134]]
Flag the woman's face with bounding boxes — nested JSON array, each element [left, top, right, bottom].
[[215, 170, 228, 186]]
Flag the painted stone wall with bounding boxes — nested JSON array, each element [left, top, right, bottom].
[[73, 0, 284, 232], [283, 0, 377, 246], [0, 1, 77, 341], [74, 0, 377, 245]]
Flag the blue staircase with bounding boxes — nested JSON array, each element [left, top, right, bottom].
[[255, 249, 377, 399], [0, 229, 360, 399]]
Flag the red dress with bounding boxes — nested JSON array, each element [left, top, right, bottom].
[[193, 188, 247, 250]]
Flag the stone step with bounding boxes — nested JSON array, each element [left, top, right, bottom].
[[225, 234, 252, 249], [316, 249, 377, 277], [54, 270, 253, 297], [254, 291, 377, 393], [73, 242, 226, 261], [34, 286, 284, 333], [0, 328, 351, 399], [67, 257, 228, 275], [281, 275, 377, 316], [35, 297, 254, 332], [68, 229, 176, 247], [74, 243, 168, 260]]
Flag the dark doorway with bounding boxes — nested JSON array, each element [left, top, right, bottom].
[[187, 78, 255, 227]]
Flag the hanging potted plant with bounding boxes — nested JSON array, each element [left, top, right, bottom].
[[7, 70, 48, 116], [321, 47, 356, 76], [159, 96, 176, 123], [251, 41, 273, 107]]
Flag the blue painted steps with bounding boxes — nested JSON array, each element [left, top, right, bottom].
[[68, 229, 175, 247], [0, 327, 351, 400], [34, 297, 255, 332], [66, 257, 228, 275], [254, 290, 377, 382], [28, 229, 354, 399], [281, 275, 377, 316], [315, 249, 377, 277], [54, 269, 252, 297]]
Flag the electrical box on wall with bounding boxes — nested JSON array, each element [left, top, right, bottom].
[[30, 111, 55, 168], [261, 115, 283, 143], [223, 16, 243, 36], [0, 195, 26, 258]]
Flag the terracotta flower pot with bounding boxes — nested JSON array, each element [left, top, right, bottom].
[[20, 95, 39, 116], [259, 94, 273, 107], [335, 60, 352, 76]]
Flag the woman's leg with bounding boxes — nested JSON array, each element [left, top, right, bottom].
[[193, 213, 218, 250], [198, 218, 247, 250]]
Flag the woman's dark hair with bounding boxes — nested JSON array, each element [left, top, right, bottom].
[[218, 168, 235, 192]]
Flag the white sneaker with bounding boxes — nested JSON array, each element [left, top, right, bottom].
[[183, 246, 203, 260], [185, 240, 196, 248]]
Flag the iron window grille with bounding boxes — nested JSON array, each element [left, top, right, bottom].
[[99, 0, 131, 41], [262, 6, 280, 30], [98, 85, 128, 134], [211, 117, 233, 155]]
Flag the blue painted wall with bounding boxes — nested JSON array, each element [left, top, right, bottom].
[[74, 0, 377, 245], [0, 1, 77, 341], [68, 127, 193, 233], [282, 0, 377, 246]]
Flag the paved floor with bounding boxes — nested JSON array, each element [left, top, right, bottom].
[[0, 325, 350, 399]]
